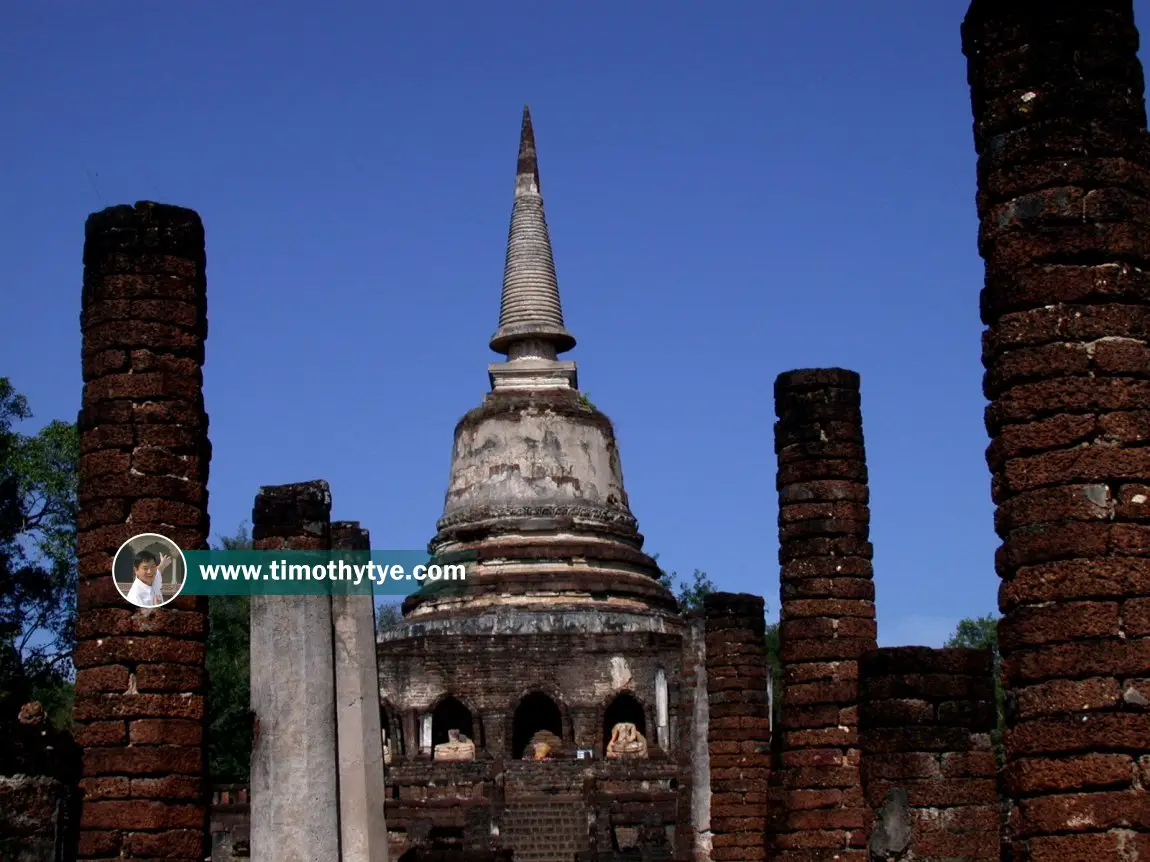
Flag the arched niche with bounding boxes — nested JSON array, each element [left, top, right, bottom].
[[431, 695, 476, 749], [380, 703, 402, 760], [602, 691, 647, 751], [511, 691, 564, 759]]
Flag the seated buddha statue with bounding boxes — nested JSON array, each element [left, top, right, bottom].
[[523, 729, 564, 760], [606, 722, 648, 759], [433, 728, 476, 762]]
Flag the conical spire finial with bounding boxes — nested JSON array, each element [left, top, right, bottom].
[[489, 106, 576, 356], [517, 105, 541, 196]]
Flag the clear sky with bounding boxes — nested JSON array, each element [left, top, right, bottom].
[[8, 1, 1145, 647]]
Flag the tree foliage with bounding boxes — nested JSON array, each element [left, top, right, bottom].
[[206, 523, 253, 782], [946, 615, 999, 655], [0, 378, 78, 729], [376, 600, 403, 634], [765, 622, 781, 730], [655, 558, 717, 613], [945, 613, 1004, 766]]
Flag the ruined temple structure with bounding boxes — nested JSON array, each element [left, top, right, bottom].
[[53, 2, 1150, 861], [374, 107, 1001, 862], [376, 107, 696, 861]]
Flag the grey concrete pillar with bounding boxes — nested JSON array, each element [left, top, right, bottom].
[[331, 522, 389, 862], [249, 481, 340, 862]]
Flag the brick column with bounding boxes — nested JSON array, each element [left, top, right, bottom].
[[772, 368, 877, 861], [702, 592, 770, 862], [963, 2, 1150, 856], [249, 481, 340, 861], [73, 201, 211, 861]]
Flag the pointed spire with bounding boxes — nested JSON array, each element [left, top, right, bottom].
[[516, 105, 541, 196], [489, 106, 576, 356]]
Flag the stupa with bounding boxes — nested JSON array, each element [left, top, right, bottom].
[[377, 108, 690, 861]]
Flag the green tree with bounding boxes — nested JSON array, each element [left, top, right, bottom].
[[654, 556, 717, 613], [206, 523, 253, 782], [945, 614, 1004, 766], [765, 622, 781, 730], [376, 601, 403, 634], [0, 378, 78, 729]]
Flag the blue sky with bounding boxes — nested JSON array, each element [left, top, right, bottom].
[[8, 1, 1143, 647]]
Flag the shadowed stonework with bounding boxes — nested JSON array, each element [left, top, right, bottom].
[[73, 201, 211, 861], [963, 0, 1150, 857]]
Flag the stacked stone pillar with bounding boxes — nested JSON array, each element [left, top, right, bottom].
[[964, 1, 1150, 856], [249, 481, 340, 861], [331, 520, 390, 862], [73, 202, 211, 860], [772, 369, 877, 861], [702, 593, 771, 862]]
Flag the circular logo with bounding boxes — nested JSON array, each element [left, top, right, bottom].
[[112, 533, 188, 609]]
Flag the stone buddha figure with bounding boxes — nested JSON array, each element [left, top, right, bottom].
[[433, 728, 476, 762], [524, 729, 563, 760], [381, 726, 392, 765], [606, 722, 648, 759]]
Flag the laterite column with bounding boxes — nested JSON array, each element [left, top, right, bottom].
[[73, 202, 211, 860], [772, 369, 877, 861], [964, 1, 1150, 855]]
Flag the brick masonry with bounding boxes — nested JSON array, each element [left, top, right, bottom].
[[771, 369, 876, 862], [702, 593, 771, 862], [963, 1, 1150, 856], [860, 647, 1001, 861], [73, 201, 211, 862], [378, 627, 691, 859]]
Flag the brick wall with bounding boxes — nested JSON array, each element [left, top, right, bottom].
[[383, 758, 683, 860], [73, 201, 211, 861], [378, 629, 684, 757], [702, 593, 770, 862], [772, 369, 877, 861], [379, 621, 692, 858], [860, 647, 1001, 861], [963, 1, 1150, 856]]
